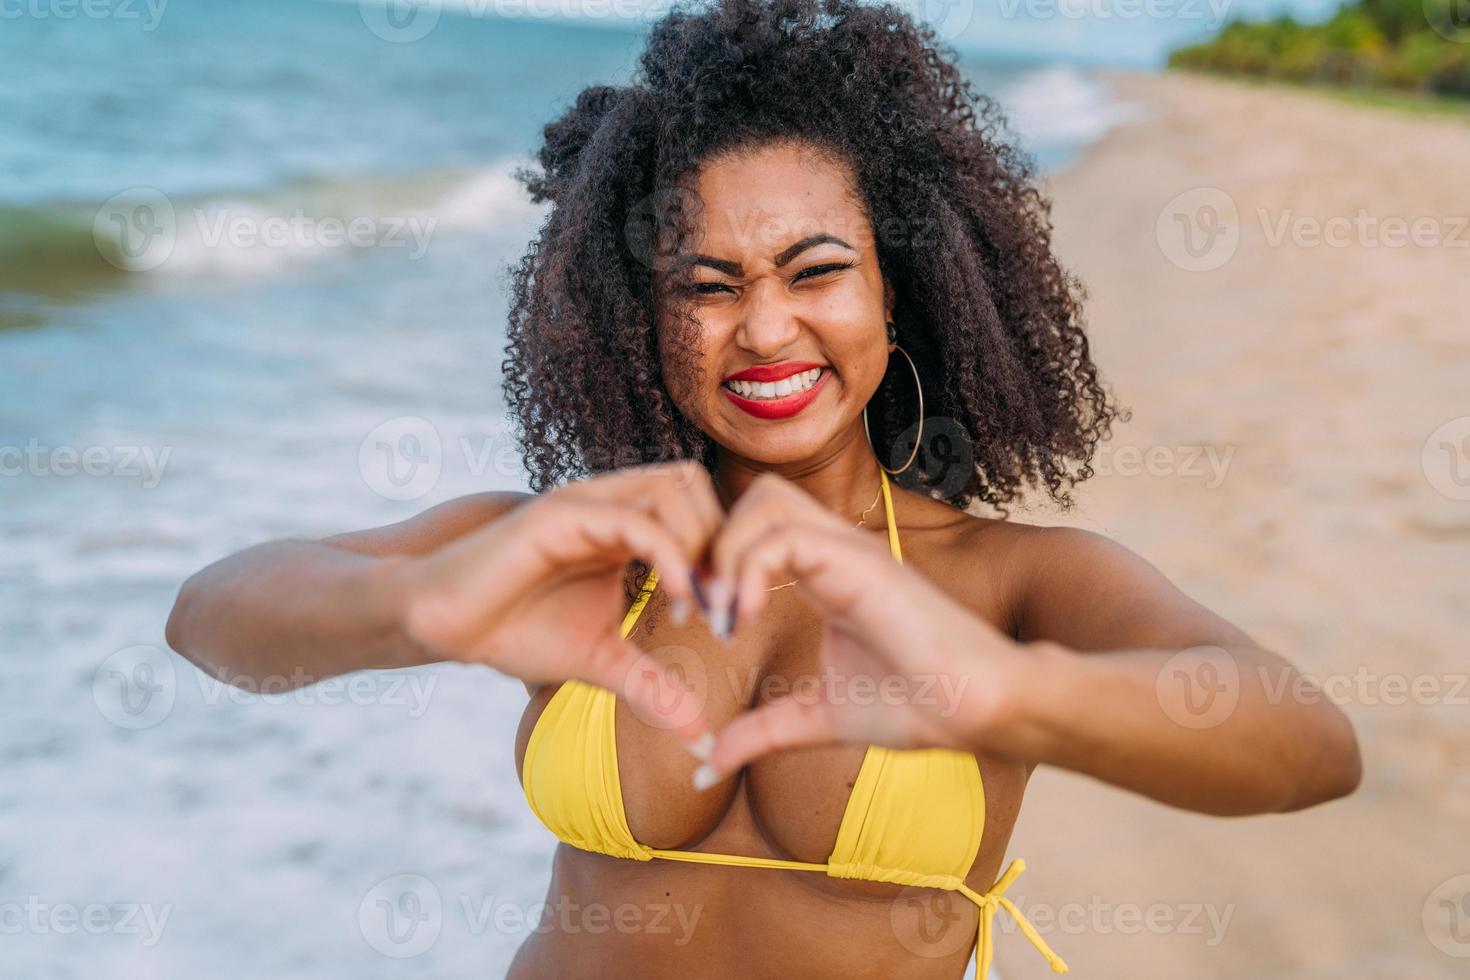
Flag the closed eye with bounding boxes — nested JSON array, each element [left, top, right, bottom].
[[690, 260, 855, 296], [794, 261, 856, 281]]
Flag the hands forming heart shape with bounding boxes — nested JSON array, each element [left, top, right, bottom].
[[395, 460, 1032, 780]]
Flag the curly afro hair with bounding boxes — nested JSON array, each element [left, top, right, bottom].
[[503, 0, 1124, 514]]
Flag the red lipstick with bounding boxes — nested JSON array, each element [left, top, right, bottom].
[[721, 363, 830, 420], [722, 361, 824, 383]]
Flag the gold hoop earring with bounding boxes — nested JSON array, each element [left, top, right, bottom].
[[862, 341, 924, 475]]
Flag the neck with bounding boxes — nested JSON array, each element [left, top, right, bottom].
[[711, 428, 890, 525]]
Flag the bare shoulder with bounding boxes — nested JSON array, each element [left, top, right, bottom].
[[321, 490, 537, 558], [951, 516, 1253, 652], [897, 488, 1189, 645]]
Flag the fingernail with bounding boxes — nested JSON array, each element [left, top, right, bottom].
[[683, 732, 714, 761], [689, 571, 710, 618], [670, 596, 690, 626], [692, 763, 720, 791], [706, 577, 732, 641]]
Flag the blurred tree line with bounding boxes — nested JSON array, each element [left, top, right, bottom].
[[1168, 0, 1470, 98]]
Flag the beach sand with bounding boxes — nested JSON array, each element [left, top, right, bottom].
[[991, 72, 1470, 979]]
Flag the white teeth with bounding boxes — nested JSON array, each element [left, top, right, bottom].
[[726, 368, 823, 400]]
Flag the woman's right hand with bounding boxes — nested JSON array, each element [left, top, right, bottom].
[[390, 461, 721, 738]]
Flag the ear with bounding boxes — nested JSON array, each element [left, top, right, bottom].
[[882, 277, 895, 325]]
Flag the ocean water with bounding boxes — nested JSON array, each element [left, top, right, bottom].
[[1, 2, 1131, 976]]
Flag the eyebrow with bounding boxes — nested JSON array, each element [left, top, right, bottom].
[[691, 233, 856, 276]]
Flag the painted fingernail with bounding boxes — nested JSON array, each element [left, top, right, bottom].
[[692, 763, 720, 791], [670, 596, 691, 626], [683, 732, 714, 761], [689, 571, 710, 617]]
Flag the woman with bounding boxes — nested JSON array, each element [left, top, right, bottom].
[[165, 0, 1362, 976]]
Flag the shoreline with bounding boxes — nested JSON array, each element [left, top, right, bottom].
[[998, 70, 1469, 978]]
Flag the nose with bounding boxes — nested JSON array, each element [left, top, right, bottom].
[[735, 279, 801, 359]]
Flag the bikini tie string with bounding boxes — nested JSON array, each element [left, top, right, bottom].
[[958, 858, 1070, 975]]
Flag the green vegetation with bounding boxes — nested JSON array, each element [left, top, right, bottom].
[[1168, 1, 1470, 100]]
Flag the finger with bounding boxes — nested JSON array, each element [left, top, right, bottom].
[[533, 499, 697, 602], [565, 463, 722, 571], [696, 697, 837, 787], [658, 461, 725, 539], [708, 474, 843, 614], [729, 521, 888, 630], [577, 632, 709, 742], [635, 474, 719, 575]]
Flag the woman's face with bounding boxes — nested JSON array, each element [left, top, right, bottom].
[[656, 141, 894, 467]]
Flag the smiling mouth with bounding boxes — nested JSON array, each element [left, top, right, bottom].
[[721, 367, 825, 400], [719, 366, 830, 420]]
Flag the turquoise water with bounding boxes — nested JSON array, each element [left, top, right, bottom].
[[1, 3, 1127, 977]]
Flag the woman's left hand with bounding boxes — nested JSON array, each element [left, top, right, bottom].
[[695, 473, 1037, 784]]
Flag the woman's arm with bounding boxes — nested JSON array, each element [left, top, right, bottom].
[[997, 526, 1363, 816], [700, 483, 1362, 817], [165, 492, 528, 689], [166, 462, 719, 738]]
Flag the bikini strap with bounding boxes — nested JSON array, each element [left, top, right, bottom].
[[878, 469, 903, 565], [959, 858, 1070, 974]]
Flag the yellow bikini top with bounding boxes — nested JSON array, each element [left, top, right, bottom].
[[520, 470, 1068, 975]]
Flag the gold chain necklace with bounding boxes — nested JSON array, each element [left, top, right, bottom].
[[763, 476, 885, 592]]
